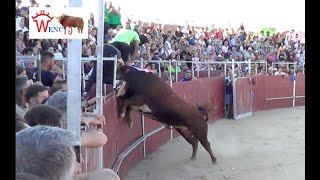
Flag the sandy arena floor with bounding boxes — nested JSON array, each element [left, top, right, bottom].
[[124, 106, 305, 180]]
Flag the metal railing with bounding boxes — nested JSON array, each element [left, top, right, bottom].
[[268, 62, 305, 107]]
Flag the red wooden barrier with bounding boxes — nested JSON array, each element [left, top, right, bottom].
[[295, 74, 305, 106], [266, 76, 294, 109], [252, 75, 267, 112]]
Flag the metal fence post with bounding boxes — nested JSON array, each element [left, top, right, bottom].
[[94, 0, 105, 170], [67, 0, 82, 154]]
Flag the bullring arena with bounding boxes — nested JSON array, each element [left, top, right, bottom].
[[125, 106, 305, 180]]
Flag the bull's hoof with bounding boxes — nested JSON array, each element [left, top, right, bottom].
[[212, 157, 217, 164], [127, 121, 133, 128], [190, 156, 196, 161], [119, 113, 125, 119]]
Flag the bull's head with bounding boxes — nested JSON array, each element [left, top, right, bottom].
[[116, 64, 131, 80], [115, 64, 131, 97], [55, 14, 66, 23]]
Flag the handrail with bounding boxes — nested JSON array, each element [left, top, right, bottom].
[[112, 125, 166, 174]]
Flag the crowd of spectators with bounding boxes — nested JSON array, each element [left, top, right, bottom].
[[15, 0, 305, 178]]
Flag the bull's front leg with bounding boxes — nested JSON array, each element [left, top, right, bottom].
[[119, 98, 129, 119], [118, 95, 146, 128]]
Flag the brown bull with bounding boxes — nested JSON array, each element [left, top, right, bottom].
[[115, 65, 217, 164], [56, 14, 84, 33]]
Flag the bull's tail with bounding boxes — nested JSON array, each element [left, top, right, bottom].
[[198, 104, 209, 121]]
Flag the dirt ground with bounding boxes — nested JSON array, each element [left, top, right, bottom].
[[124, 106, 305, 180]]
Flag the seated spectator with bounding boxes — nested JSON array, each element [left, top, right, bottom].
[[244, 47, 255, 60], [266, 49, 277, 63], [16, 76, 30, 116], [217, 54, 224, 61], [35, 51, 63, 87], [168, 60, 181, 73], [23, 47, 33, 56], [43, 45, 55, 54], [16, 16, 29, 32], [179, 62, 189, 72], [257, 68, 266, 75], [45, 89, 107, 148], [274, 67, 287, 76], [16, 126, 79, 179], [16, 66, 26, 77], [29, 41, 42, 55], [16, 113, 30, 133], [16, 30, 26, 54], [49, 80, 67, 95], [180, 69, 193, 81], [24, 105, 63, 127], [25, 58, 37, 80], [25, 84, 49, 108]]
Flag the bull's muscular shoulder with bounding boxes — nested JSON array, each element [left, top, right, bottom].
[[126, 68, 172, 96]]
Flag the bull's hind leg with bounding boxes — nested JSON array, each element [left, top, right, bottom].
[[191, 123, 217, 164], [175, 127, 199, 161]]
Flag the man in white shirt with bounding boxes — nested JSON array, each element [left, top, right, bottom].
[[274, 67, 287, 75]]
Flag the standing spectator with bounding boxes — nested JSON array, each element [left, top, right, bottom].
[[225, 70, 234, 119], [116, 7, 122, 28]]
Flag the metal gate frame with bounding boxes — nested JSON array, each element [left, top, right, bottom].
[[233, 77, 253, 120], [231, 60, 253, 120]]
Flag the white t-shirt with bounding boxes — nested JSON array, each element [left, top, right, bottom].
[[274, 71, 286, 76]]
